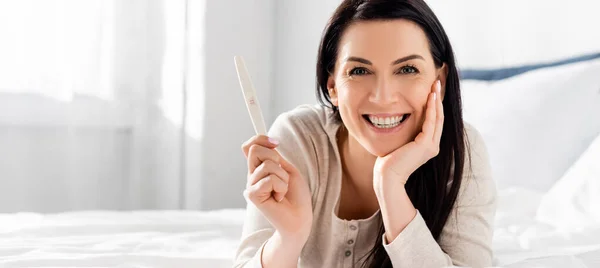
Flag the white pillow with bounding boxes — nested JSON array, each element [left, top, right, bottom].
[[535, 132, 600, 230], [461, 58, 600, 191]]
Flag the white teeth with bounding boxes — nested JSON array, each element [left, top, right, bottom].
[[367, 114, 407, 128]]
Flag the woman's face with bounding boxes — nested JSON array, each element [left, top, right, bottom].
[[328, 19, 447, 157]]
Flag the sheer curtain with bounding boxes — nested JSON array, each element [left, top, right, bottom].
[[0, 0, 204, 212]]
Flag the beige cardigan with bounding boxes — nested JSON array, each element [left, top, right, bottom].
[[233, 104, 497, 268]]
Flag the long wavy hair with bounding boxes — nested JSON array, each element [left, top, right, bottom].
[[315, 0, 467, 267]]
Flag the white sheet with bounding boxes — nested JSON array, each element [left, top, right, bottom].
[[493, 188, 600, 268], [0, 210, 245, 268], [1, 189, 600, 268]]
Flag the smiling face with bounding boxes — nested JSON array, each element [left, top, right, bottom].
[[328, 19, 447, 157]]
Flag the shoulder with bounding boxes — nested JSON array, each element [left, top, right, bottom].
[[457, 122, 497, 207], [268, 104, 337, 197], [268, 104, 336, 167], [270, 104, 335, 137], [463, 122, 488, 163]]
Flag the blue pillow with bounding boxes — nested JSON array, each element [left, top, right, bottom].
[[459, 52, 600, 81]]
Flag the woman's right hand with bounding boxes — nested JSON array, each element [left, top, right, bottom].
[[242, 135, 313, 242]]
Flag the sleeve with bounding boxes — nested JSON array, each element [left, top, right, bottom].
[[232, 111, 318, 268], [381, 124, 497, 268]]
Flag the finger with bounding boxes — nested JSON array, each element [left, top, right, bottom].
[[248, 160, 290, 202], [241, 135, 279, 157], [247, 144, 282, 174], [246, 175, 289, 204], [420, 90, 436, 142], [433, 80, 444, 144], [248, 160, 290, 187], [271, 175, 289, 202], [246, 176, 275, 204]]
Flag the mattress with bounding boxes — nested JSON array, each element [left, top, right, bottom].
[[1, 188, 599, 268]]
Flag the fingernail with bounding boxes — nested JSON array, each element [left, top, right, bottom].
[[433, 92, 437, 101], [278, 196, 284, 202], [268, 137, 279, 145], [436, 80, 441, 92]]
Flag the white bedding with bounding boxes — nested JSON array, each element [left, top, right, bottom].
[[493, 188, 600, 268], [0, 209, 244, 268], [1, 188, 600, 268]]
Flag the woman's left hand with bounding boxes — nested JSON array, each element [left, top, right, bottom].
[[373, 80, 444, 189]]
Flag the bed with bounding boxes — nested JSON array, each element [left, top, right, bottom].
[[1, 187, 600, 268], [0, 209, 244, 267]]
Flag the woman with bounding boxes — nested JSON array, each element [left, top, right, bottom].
[[234, 0, 496, 267]]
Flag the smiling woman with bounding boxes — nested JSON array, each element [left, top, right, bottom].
[[337, 54, 423, 132], [234, 0, 496, 268], [326, 19, 447, 157]]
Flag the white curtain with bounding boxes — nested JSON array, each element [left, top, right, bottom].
[[0, 0, 205, 212]]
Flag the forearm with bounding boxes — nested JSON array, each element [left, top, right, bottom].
[[261, 231, 305, 268], [375, 176, 417, 243]]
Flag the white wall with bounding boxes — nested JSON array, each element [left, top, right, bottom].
[[0, 0, 276, 212], [203, 0, 340, 210], [200, 0, 275, 210], [426, 0, 600, 69], [0, 126, 131, 212], [203, 0, 346, 210], [0, 0, 187, 213], [270, 0, 341, 121]]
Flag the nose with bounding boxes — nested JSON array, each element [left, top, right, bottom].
[[369, 76, 399, 105]]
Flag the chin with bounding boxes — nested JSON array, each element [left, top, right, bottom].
[[360, 140, 402, 158], [354, 114, 419, 157]]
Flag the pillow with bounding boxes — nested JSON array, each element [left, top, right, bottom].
[[460, 57, 600, 191], [535, 132, 600, 230], [460, 52, 600, 81]]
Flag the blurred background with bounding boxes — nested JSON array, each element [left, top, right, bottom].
[[0, 0, 599, 212], [1, 1, 600, 267]]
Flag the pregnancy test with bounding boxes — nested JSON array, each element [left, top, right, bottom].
[[234, 56, 267, 135]]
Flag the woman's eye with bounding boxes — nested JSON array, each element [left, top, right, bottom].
[[349, 67, 369, 76], [399, 65, 419, 74]]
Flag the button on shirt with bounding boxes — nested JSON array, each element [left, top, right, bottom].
[[332, 205, 381, 268]]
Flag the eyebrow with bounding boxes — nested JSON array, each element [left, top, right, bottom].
[[344, 54, 425, 65]]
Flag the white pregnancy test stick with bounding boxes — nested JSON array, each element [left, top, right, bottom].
[[234, 56, 267, 135]]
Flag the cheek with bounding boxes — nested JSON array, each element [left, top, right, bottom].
[[404, 82, 432, 126], [336, 79, 367, 107], [404, 81, 430, 106], [337, 90, 359, 122]]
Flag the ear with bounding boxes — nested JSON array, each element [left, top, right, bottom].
[[327, 76, 338, 106], [437, 63, 448, 101]]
